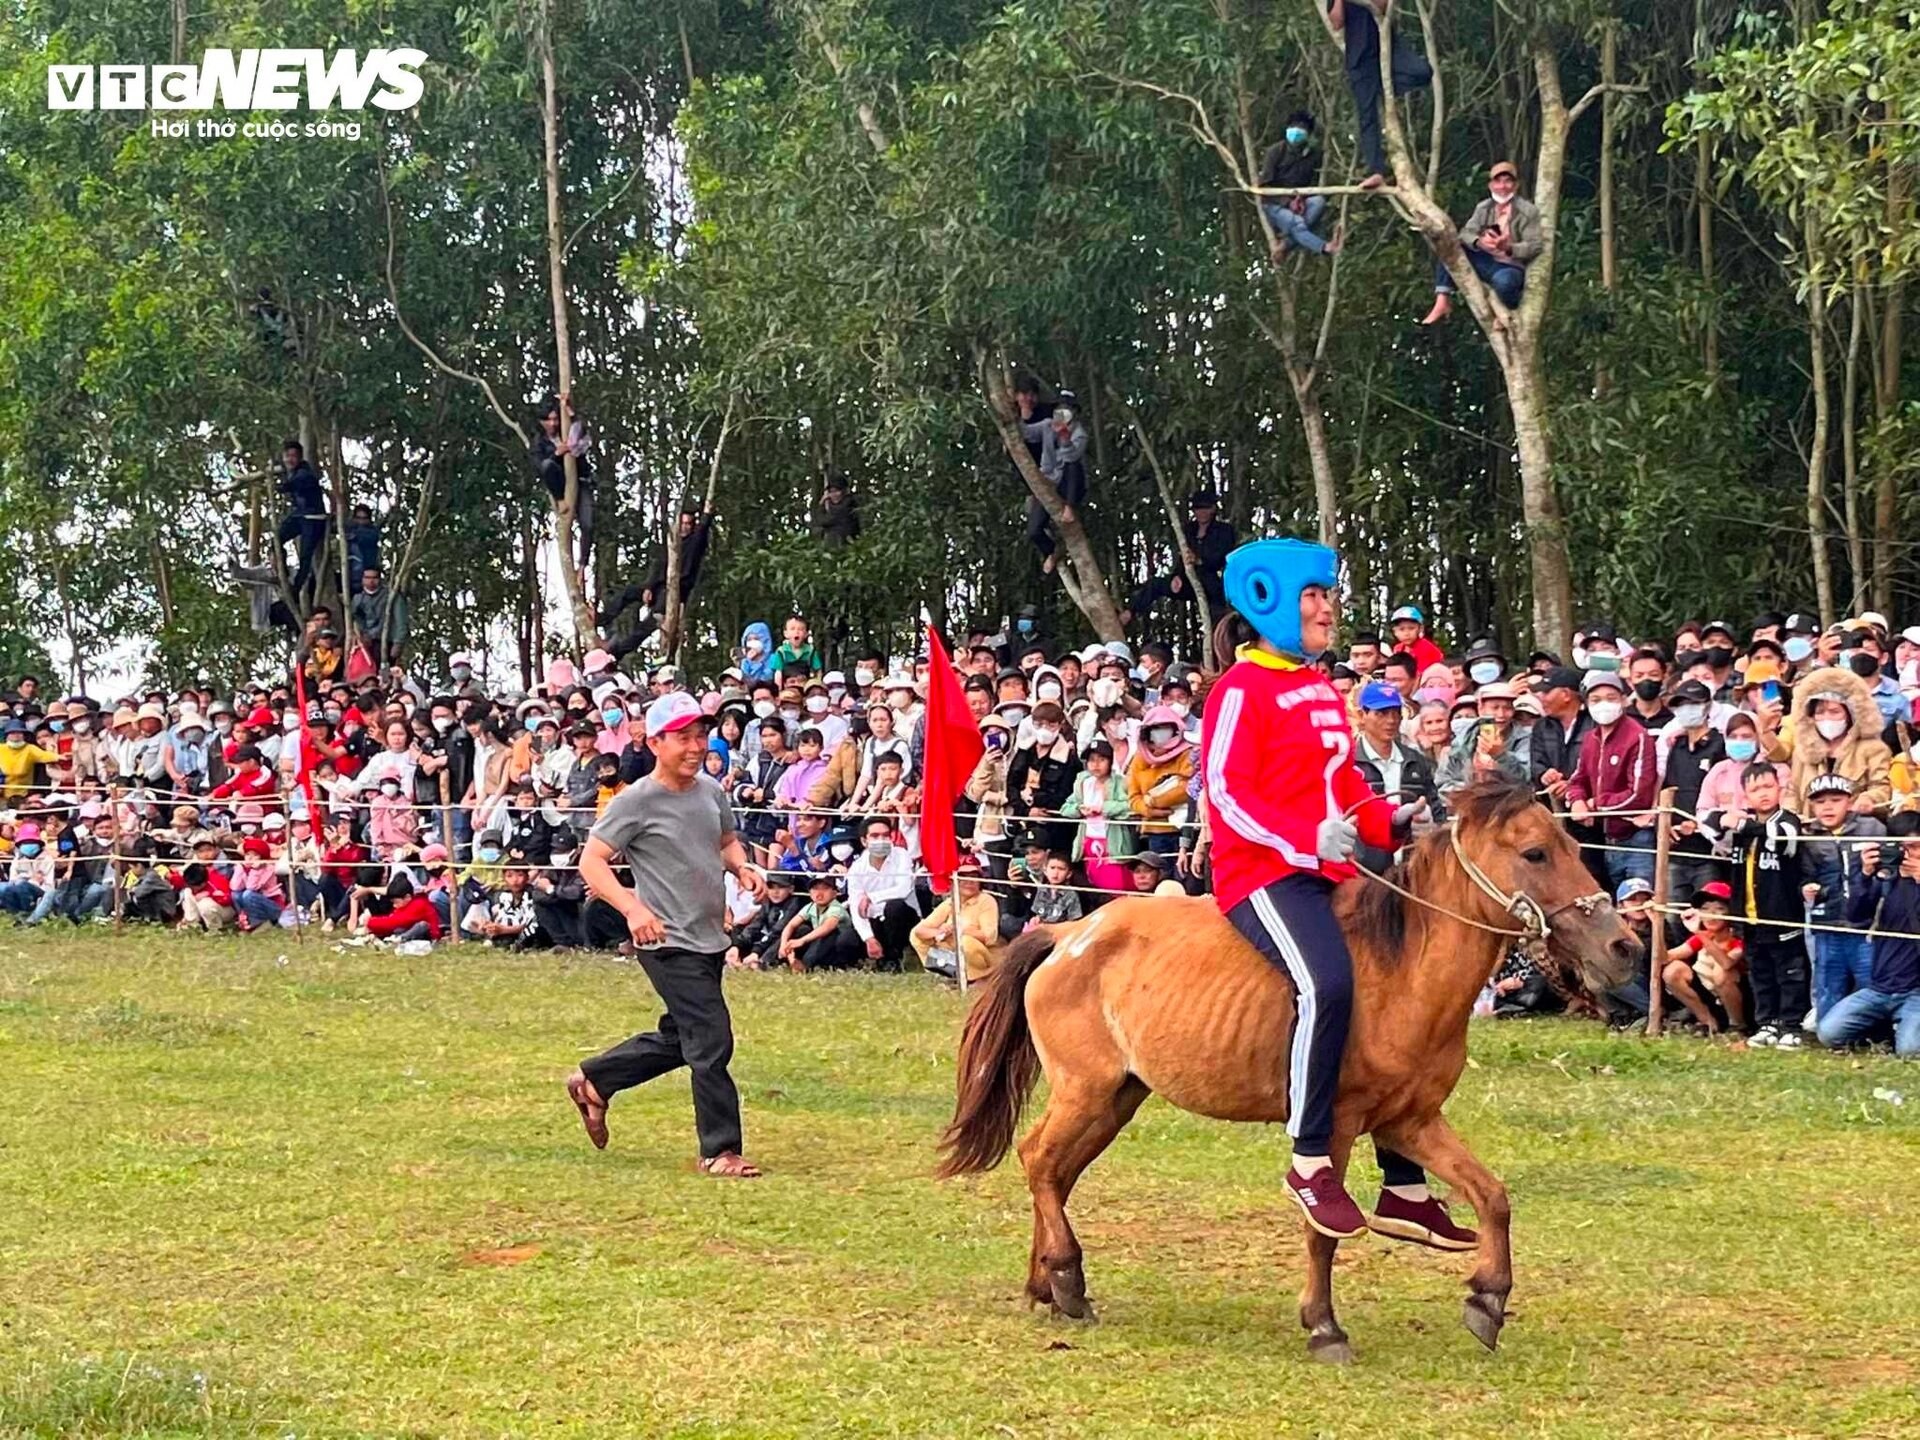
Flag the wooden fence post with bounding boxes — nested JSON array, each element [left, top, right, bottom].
[[1646, 786, 1676, 1037], [439, 772, 462, 943]]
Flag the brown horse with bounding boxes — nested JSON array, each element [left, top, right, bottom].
[[939, 776, 1639, 1363]]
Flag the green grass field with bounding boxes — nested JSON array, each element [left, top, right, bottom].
[[1, 930, 1915, 1439]]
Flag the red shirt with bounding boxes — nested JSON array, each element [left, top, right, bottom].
[[210, 765, 278, 803], [1564, 716, 1658, 837], [367, 894, 442, 939], [1201, 648, 1396, 912], [1394, 635, 1446, 677]]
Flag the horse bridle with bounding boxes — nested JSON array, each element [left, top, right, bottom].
[[1447, 825, 1611, 948]]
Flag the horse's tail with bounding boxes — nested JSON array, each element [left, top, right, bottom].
[[936, 925, 1056, 1179]]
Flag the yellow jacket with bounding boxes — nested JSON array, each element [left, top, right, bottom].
[[0, 741, 60, 798], [1126, 748, 1195, 835]]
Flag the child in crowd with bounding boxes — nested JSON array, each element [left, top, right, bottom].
[[1027, 852, 1083, 927], [1708, 762, 1808, 1047], [727, 871, 803, 969], [772, 615, 820, 685], [778, 873, 856, 971], [1799, 770, 1882, 1021], [367, 774, 419, 857], [469, 863, 536, 948], [363, 872, 441, 943], [1662, 881, 1747, 1033], [176, 860, 237, 932], [231, 835, 287, 930]]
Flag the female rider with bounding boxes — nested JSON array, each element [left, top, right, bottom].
[[1202, 538, 1475, 1249]]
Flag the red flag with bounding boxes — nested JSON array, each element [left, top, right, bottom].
[[918, 623, 985, 894]]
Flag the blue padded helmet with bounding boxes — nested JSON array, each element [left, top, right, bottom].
[[1223, 538, 1338, 659]]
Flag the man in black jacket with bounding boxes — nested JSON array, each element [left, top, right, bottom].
[[1257, 111, 1342, 260], [1007, 701, 1081, 854], [276, 440, 329, 600], [1529, 665, 1606, 884], [601, 502, 716, 660], [1123, 489, 1238, 624]]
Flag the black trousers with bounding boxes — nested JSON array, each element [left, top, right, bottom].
[[799, 926, 860, 971], [580, 946, 744, 1159], [1226, 874, 1422, 1186], [1349, 47, 1433, 177], [278, 511, 328, 597], [1746, 932, 1810, 1030], [866, 897, 918, 970]]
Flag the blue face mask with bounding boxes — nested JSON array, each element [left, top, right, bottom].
[[48, 720, 65, 733], [479, 847, 503, 864], [1016, 618, 1034, 634], [1285, 126, 1309, 146], [602, 709, 624, 728], [17, 843, 41, 858], [1726, 738, 1758, 762]]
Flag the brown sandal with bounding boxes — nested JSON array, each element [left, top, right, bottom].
[[697, 1152, 762, 1179], [566, 1072, 608, 1150]]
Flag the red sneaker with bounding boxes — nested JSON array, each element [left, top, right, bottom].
[[1369, 1191, 1478, 1251], [1284, 1166, 1369, 1239]]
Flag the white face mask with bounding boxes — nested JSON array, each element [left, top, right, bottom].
[[1451, 715, 1477, 739], [854, 668, 876, 688], [1588, 700, 1624, 727], [1815, 716, 1850, 741], [1168, 701, 1190, 718], [1469, 661, 1502, 686], [753, 700, 776, 718], [1031, 727, 1059, 748], [1037, 682, 1062, 702], [805, 695, 829, 715], [1673, 704, 1707, 731], [1090, 678, 1121, 707]]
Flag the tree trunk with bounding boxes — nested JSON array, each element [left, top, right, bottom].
[[1362, 15, 1578, 652], [1804, 224, 1836, 625], [1596, 21, 1617, 396], [539, 5, 598, 646], [1873, 133, 1908, 611], [1841, 287, 1866, 612], [1502, 351, 1574, 655], [977, 345, 1124, 641], [1290, 365, 1339, 549], [1125, 402, 1214, 644], [662, 395, 735, 660], [1696, 133, 1718, 379]]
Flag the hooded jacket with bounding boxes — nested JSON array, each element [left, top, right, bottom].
[[739, 623, 777, 683], [1780, 666, 1892, 812]]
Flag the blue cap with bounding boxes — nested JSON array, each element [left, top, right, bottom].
[[1358, 681, 1403, 711], [1, 720, 25, 737], [1615, 877, 1653, 904], [1390, 604, 1425, 624]]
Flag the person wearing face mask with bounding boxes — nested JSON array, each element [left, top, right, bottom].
[[1419, 160, 1539, 324], [1655, 679, 1728, 898], [1126, 704, 1196, 857], [367, 770, 422, 859], [965, 714, 1015, 865], [1257, 109, 1343, 261], [1622, 647, 1672, 733], [842, 816, 921, 969], [1565, 671, 1660, 890], [735, 721, 793, 864], [0, 821, 58, 919], [1839, 627, 1912, 726], [0, 720, 60, 800], [802, 683, 848, 752], [1158, 674, 1201, 743], [1006, 700, 1082, 855], [1018, 392, 1088, 576], [1778, 669, 1892, 815], [1460, 638, 1506, 696], [1693, 621, 1740, 701]]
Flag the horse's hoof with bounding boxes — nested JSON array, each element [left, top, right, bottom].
[[1463, 1293, 1506, 1352], [1048, 1265, 1095, 1321], [1307, 1333, 1354, 1366]]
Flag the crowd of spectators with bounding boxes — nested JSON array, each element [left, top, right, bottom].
[[2, 600, 1915, 1055]]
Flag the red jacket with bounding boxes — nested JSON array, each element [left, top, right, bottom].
[[367, 894, 442, 939], [1564, 716, 1658, 837], [210, 765, 278, 802], [1201, 649, 1396, 912], [1395, 634, 1446, 677]]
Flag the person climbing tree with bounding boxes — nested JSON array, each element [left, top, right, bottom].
[[275, 439, 329, 601], [1022, 391, 1088, 575], [1420, 160, 1540, 324], [1123, 490, 1237, 625], [532, 394, 594, 575], [1325, 0, 1432, 189], [1258, 110, 1343, 261], [604, 502, 717, 664]]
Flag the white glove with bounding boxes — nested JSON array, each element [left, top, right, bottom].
[[1315, 817, 1359, 862]]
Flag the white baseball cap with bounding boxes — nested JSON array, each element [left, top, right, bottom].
[[644, 691, 705, 738]]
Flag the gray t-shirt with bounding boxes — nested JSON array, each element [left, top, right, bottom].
[[588, 774, 737, 953]]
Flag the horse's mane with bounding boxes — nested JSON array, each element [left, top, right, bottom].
[[1343, 773, 1539, 967]]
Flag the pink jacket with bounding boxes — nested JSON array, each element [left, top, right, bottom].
[[368, 792, 420, 854], [232, 861, 284, 902]]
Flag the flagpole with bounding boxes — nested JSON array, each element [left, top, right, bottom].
[[955, 860, 966, 996]]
